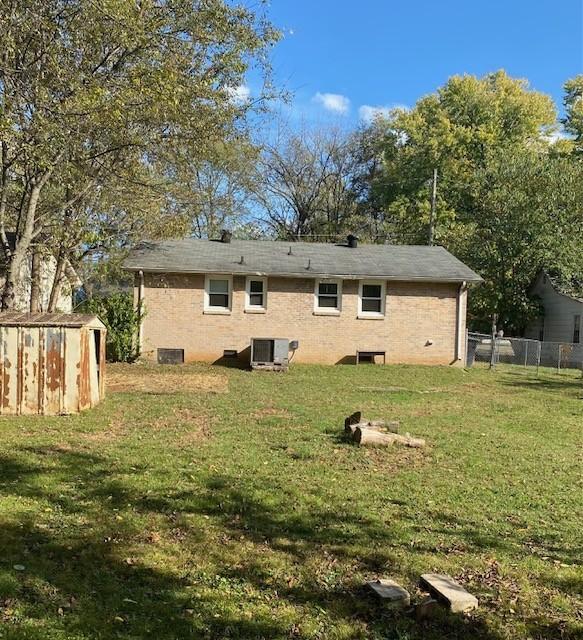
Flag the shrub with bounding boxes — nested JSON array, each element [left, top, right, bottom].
[[81, 293, 140, 362]]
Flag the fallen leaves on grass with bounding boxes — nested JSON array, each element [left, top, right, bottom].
[[458, 559, 520, 607]]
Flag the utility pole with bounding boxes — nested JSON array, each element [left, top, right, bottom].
[[428, 167, 437, 246]]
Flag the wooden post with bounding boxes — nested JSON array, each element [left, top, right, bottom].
[[489, 314, 498, 370]]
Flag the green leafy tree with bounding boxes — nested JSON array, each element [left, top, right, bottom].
[[563, 75, 583, 152], [81, 293, 140, 362], [165, 137, 261, 240], [457, 149, 583, 333], [362, 70, 583, 331], [0, 0, 279, 309], [373, 70, 557, 244]]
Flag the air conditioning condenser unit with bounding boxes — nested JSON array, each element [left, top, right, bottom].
[[250, 338, 290, 371]]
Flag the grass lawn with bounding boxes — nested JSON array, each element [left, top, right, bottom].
[[0, 362, 581, 640]]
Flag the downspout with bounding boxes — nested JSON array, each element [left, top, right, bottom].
[[455, 281, 467, 362], [137, 270, 144, 356]]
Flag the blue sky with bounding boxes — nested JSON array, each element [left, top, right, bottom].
[[248, 0, 583, 126]]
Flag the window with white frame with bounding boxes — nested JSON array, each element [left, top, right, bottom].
[[245, 277, 267, 311], [358, 281, 386, 317], [204, 275, 232, 312], [314, 279, 342, 313]]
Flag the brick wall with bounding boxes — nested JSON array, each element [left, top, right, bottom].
[[137, 273, 467, 366]]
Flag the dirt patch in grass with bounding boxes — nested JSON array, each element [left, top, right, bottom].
[[107, 370, 228, 394], [170, 410, 213, 447]]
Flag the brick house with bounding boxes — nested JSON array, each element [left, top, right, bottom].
[[124, 235, 482, 366]]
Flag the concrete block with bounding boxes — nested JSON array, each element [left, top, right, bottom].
[[367, 579, 410, 609], [420, 573, 478, 613]]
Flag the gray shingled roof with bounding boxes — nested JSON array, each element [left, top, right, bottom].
[[123, 238, 483, 283], [544, 270, 583, 302]]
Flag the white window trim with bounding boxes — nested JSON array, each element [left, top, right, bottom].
[[358, 280, 386, 319], [245, 276, 267, 313], [314, 278, 342, 315], [204, 274, 233, 314]]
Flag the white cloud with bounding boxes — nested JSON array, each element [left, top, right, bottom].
[[313, 92, 350, 115], [227, 84, 251, 105], [358, 103, 407, 123]]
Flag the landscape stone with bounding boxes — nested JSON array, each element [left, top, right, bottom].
[[367, 579, 410, 609], [420, 573, 478, 613]]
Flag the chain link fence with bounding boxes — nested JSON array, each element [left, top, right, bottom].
[[467, 332, 583, 374]]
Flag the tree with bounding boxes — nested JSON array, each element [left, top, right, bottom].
[[457, 148, 583, 333], [0, 0, 279, 309], [371, 70, 557, 244], [252, 126, 363, 240], [358, 70, 581, 331], [164, 137, 260, 240], [563, 75, 583, 152], [80, 292, 140, 362]]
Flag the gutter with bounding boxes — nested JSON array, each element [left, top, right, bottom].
[[455, 281, 467, 362], [123, 266, 483, 285], [137, 270, 144, 355]]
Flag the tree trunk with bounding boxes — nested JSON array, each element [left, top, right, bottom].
[[353, 427, 425, 448], [47, 250, 66, 312], [1, 177, 48, 311], [353, 427, 395, 447], [346, 421, 400, 436], [29, 247, 41, 312]]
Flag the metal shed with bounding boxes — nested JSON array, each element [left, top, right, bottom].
[[0, 313, 106, 416]]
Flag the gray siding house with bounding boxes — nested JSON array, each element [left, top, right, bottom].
[[525, 271, 582, 344]]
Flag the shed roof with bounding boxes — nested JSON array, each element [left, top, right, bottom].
[[0, 312, 106, 329], [124, 238, 483, 283]]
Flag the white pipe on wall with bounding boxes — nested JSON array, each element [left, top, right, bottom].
[[137, 270, 145, 354], [456, 281, 467, 361]]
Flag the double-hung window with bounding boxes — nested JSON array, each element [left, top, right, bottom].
[[314, 279, 342, 314], [204, 275, 232, 313], [574, 314, 581, 344], [358, 281, 386, 318], [245, 277, 267, 312]]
